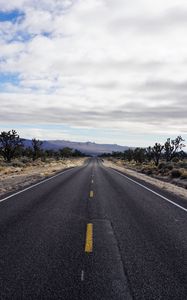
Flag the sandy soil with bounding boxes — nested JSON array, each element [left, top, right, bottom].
[[103, 159, 187, 199], [0, 158, 86, 198]]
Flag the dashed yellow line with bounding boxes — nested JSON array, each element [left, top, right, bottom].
[[90, 190, 94, 198], [85, 223, 93, 253]]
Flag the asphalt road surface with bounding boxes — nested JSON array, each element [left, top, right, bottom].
[[0, 158, 186, 299]]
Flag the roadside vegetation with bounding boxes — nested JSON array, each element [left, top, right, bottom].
[[101, 136, 187, 189], [0, 129, 86, 164], [0, 130, 87, 197]]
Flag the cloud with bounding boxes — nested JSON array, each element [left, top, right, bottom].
[[110, 7, 187, 35], [137, 79, 187, 92], [0, 0, 187, 145]]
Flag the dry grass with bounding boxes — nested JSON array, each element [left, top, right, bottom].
[[0, 157, 87, 198], [108, 158, 187, 184], [104, 158, 187, 199]]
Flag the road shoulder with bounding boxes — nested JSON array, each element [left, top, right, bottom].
[[103, 160, 187, 200], [0, 158, 86, 199]]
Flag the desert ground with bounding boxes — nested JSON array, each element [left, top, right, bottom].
[[103, 158, 187, 199], [0, 157, 86, 198]]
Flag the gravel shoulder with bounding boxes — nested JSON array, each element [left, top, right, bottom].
[[0, 158, 86, 198], [103, 159, 187, 199]]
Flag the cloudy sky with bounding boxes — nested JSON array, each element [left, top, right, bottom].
[[0, 0, 187, 147]]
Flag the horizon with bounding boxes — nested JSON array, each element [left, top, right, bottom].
[[19, 134, 186, 151], [0, 0, 187, 146]]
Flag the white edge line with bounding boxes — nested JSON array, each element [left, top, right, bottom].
[[110, 168, 187, 213], [0, 167, 74, 203]]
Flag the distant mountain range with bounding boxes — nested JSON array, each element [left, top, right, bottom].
[[23, 139, 130, 156]]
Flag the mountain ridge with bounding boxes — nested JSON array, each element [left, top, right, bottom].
[[23, 139, 130, 155]]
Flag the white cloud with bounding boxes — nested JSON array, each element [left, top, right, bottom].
[[0, 0, 187, 145]]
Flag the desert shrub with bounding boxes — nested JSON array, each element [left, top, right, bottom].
[[180, 171, 187, 179], [0, 161, 7, 167], [171, 169, 182, 178], [166, 164, 173, 170], [141, 167, 153, 175], [171, 157, 179, 163], [20, 157, 31, 164], [0, 166, 4, 172], [146, 169, 153, 175], [178, 161, 187, 168], [11, 161, 25, 168], [159, 168, 168, 175], [158, 162, 166, 169], [6, 160, 25, 168], [180, 174, 187, 180], [158, 162, 173, 173]]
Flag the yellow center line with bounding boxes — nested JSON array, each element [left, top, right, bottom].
[[85, 223, 93, 253], [90, 190, 94, 198]]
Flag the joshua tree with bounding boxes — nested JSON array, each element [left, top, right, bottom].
[[152, 143, 164, 166], [133, 147, 146, 163], [32, 138, 43, 161], [164, 136, 185, 161], [124, 149, 134, 162], [146, 146, 153, 162], [0, 130, 23, 162]]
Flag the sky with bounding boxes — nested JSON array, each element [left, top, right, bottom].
[[0, 0, 187, 147]]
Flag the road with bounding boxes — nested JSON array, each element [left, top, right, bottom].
[[0, 158, 186, 299]]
